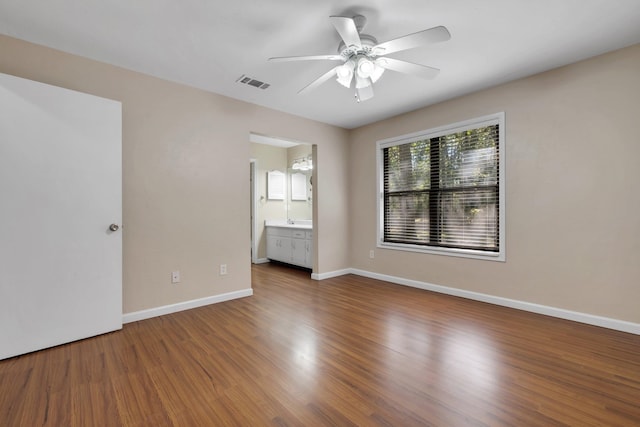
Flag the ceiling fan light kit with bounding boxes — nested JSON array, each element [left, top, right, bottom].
[[269, 14, 450, 102], [336, 60, 355, 87]]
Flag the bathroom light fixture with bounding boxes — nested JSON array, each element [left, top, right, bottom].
[[292, 156, 313, 171]]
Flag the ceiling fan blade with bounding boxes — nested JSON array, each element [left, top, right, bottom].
[[356, 84, 374, 102], [330, 16, 362, 48], [298, 67, 338, 95], [374, 26, 451, 55], [269, 55, 344, 62], [376, 57, 440, 80]]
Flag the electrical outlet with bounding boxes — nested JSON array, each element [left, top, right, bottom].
[[369, 250, 375, 259], [171, 270, 181, 283], [219, 264, 227, 275]]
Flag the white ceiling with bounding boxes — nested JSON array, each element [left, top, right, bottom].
[[1, 0, 639, 129]]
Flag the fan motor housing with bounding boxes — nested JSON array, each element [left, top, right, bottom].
[[338, 34, 379, 59]]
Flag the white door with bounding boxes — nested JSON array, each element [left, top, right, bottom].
[[0, 73, 122, 360]]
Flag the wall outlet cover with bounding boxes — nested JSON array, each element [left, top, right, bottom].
[[171, 271, 181, 283]]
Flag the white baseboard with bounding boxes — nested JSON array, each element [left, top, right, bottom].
[[253, 258, 270, 264], [341, 268, 639, 335], [311, 268, 352, 280], [122, 288, 253, 324], [122, 266, 639, 335]]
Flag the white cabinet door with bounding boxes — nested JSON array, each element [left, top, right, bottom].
[[267, 234, 292, 264], [266, 235, 280, 261], [0, 73, 122, 360], [277, 237, 293, 262], [305, 239, 313, 268], [291, 238, 307, 266]]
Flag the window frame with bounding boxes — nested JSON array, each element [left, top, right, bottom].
[[376, 112, 505, 262]]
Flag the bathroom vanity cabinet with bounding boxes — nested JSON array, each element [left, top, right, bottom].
[[266, 224, 312, 269]]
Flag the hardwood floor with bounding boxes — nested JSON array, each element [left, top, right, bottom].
[[1, 263, 639, 426]]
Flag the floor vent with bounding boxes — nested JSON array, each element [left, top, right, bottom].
[[236, 75, 270, 90]]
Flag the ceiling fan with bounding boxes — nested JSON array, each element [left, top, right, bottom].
[[269, 15, 451, 102]]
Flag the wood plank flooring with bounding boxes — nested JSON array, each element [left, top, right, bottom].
[[1, 263, 639, 426]]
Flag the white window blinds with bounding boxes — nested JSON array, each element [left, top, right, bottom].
[[381, 116, 502, 255]]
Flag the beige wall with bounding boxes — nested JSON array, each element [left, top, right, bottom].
[[250, 143, 288, 260], [349, 44, 640, 324], [4, 32, 636, 325], [287, 143, 313, 167], [0, 35, 349, 313]]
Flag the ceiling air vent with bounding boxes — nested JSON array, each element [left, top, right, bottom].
[[236, 74, 270, 90]]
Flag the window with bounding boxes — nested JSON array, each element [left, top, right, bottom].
[[377, 113, 505, 261]]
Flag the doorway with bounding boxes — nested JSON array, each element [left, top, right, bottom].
[[250, 159, 258, 264], [249, 133, 315, 271]]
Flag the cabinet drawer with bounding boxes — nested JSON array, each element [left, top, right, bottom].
[[305, 231, 313, 240], [266, 227, 292, 237], [291, 230, 306, 239]]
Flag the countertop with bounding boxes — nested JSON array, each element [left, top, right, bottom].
[[264, 220, 312, 230]]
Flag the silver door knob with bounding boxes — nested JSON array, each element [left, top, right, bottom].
[[109, 224, 120, 232]]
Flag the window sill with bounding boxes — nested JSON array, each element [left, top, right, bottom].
[[378, 241, 505, 262]]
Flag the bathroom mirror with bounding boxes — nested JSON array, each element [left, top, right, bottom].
[[290, 172, 307, 200], [287, 168, 312, 220]]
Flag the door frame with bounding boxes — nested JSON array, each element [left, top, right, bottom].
[[250, 158, 258, 264]]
